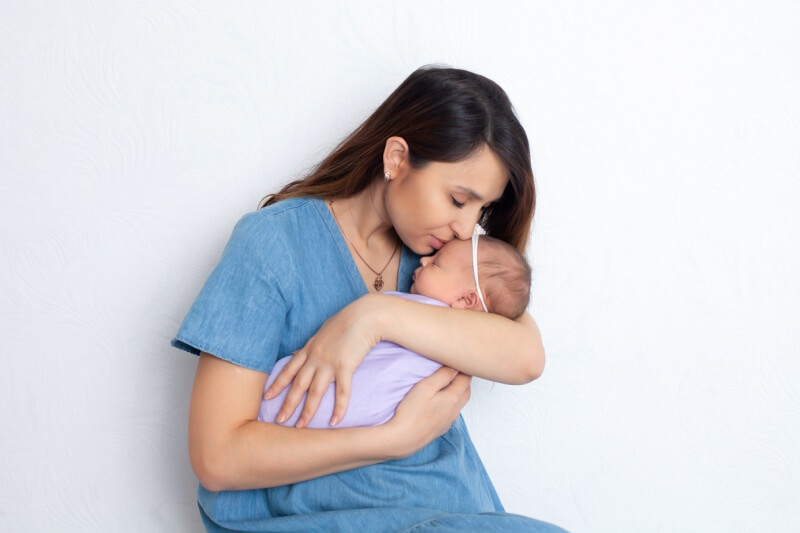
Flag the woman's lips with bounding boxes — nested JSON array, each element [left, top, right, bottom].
[[430, 235, 444, 250]]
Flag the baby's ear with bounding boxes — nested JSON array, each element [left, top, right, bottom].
[[452, 290, 481, 311]]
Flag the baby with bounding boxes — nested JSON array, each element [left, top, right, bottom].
[[259, 231, 532, 428]]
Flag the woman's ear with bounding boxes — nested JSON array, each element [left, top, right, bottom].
[[383, 136, 409, 180]]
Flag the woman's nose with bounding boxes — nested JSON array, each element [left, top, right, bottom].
[[451, 210, 479, 240]]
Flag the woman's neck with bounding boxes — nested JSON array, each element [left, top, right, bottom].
[[329, 181, 394, 249]]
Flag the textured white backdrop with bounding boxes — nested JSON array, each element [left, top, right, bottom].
[[2, 1, 798, 532]]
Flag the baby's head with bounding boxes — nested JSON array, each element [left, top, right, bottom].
[[410, 236, 531, 319]]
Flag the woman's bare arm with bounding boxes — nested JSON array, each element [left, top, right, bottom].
[[373, 295, 546, 384], [190, 351, 470, 492]]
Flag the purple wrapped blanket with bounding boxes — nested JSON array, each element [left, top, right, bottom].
[[259, 292, 446, 428]]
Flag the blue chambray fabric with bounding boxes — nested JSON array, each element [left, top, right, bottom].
[[171, 197, 566, 532]]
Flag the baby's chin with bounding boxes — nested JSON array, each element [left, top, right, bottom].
[[409, 283, 417, 294]]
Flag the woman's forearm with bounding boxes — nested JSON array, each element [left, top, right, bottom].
[[199, 421, 399, 492], [371, 295, 545, 384], [190, 352, 407, 492]]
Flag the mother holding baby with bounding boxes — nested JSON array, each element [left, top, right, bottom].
[[172, 65, 566, 532]]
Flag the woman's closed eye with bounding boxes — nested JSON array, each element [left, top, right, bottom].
[[450, 195, 465, 209]]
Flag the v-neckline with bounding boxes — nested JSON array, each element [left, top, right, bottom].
[[313, 197, 411, 296]]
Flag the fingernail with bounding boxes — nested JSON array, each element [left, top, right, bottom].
[[330, 415, 339, 426], [277, 413, 287, 423], [296, 418, 305, 428], [265, 389, 275, 399]]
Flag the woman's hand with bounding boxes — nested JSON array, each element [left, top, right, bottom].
[[264, 295, 381, 428], [386, 366, 472, 457]]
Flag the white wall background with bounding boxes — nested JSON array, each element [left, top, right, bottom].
[[2, 1, 798, 531]]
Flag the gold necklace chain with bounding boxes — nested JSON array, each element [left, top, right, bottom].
[[329, 200, 399, 291]]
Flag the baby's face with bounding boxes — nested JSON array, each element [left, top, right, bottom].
[[410, 239, 476, 304]]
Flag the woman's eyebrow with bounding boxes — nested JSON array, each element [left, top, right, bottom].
[[455, 185, 501, 204], [455, 185, 484, 201]]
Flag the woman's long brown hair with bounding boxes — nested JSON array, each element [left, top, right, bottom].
[[259, 65, 535, 253]]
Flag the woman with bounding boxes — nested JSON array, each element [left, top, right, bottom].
[[172, 65, 565, 532]]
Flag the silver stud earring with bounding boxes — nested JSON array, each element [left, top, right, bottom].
[[384, 171, 391, 181]]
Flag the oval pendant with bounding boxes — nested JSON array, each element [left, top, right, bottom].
[[373, 275, 384, 291]]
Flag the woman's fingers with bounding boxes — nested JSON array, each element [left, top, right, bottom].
[[388, 367, 472, 456], [419, 366, 460, 392], [264, 351, 306, 399], [443, 372, 472, 397], [448, 374, 472, 413], [330, 372, 353, 426], [453, 375, 472, 409], [266, 296, 377, 425], [275, 364, 315, 423], [296, 370, 334, 428]]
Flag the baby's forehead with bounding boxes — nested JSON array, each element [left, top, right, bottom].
[[441, 239, 473, 261]]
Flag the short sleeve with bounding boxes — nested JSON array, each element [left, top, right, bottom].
[[170, 211, 291, 373]]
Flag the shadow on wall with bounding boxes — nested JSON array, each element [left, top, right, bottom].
[[152, 347, 204, 530]]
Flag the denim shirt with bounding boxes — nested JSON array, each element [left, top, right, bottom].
[[171, 198, 562, 533]]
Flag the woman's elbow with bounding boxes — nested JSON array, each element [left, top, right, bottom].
[[512, 313, 545, 383], [520, 347, 545, 383], [191, 441, 232, 493]]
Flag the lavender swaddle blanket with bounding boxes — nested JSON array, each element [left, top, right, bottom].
[[259, 292, 446, 428]]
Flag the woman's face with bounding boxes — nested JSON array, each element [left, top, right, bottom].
[[386, 145, 509, 255]]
